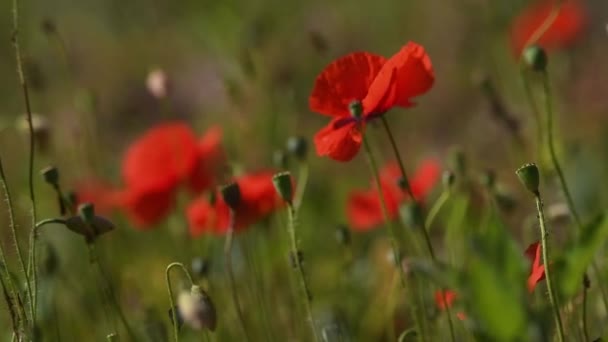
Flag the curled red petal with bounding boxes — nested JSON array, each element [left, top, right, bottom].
[[410, 159, 441, 201], [310, 52, 386, 117], [510, 0, 586, 57], [122, 122, 199, 190], [364, 42, 434, 115], [525, 241, 546, 292], [314, 118, 364, 162]]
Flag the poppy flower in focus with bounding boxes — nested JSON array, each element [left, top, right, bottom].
[[510, 0, 586, 57], [309, 42, 434, 161], [187, 171, 284, 237], [347, 159, 440, 231], [525, 241, 546, 292], [435, 290, 466, 321], [76, 122, 225, 228]]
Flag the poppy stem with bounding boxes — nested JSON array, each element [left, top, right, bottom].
[[424, 190, 450, 234], [293, 161, 309, 210], [166, 262, 196, 342], [534, 192, 565, 342], [540, 70, 608, 315], [286, 202, 319, 342], [379, 116, 456, 342], [0, 156, 34, 331], [521, 70, 544, 163], [11, 0, 39, 327], [582, 275, 589, 342], [224, 209, 251, 342]]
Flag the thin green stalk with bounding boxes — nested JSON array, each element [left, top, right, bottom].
[[11, 0, 39, 325], [89, 245, 137, 341], [540, 71, 608, 313], [0, 158, 33, 325], [582, 282, 589, 342], [166, 262, 195, 342], [425, 190, 450, 233], [521, 71, 543, 161], [380, 116, 456, 342], [535, 194, 565, 342], [224, 209, 250, 341], [286, 203, 319, 342], [293, 162, 309, 210]]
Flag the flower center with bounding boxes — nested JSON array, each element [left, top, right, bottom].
[[348, 100, 363, 119]]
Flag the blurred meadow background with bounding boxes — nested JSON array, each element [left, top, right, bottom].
[[1, 0, 608, 341]]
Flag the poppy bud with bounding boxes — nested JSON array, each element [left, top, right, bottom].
[[220, 182, 241, 210], [191, 257, 210, 278], [442, 170, 455, 190], [273, 150, 289, 169], [349, 100, 363, 119], [522, 45, 547, 72], [78, 203, 96, 224], [308, 30, 329, 55], [168, 305, 184, 329], [146, 68, 170, 99], [272, 172, 294, 205], [448, 147, 466, 177], [516, 163, 540, 196], [106, 333, 118, 342], [16, 113, 50, 152], [40, 166, 59, 186], [400, 202, 423, 228], [334, 224, 351, 246], [177, 285, 217, 331], [286, 136, 308, 161], [41, 18, 57, 35], [396, 177, 407, 191], [583, 273, 590, 289], [479, 169, 496, 189]]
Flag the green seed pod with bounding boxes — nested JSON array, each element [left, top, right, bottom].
[[522, 45, 547, 72], [272, 172, 294, 204], [400, 202, 423, 228], [442, 170, 455, 190], [41, 166, 59, 186], [286, 136, 308, 161], [516, 163, 540, 196], [78, 203, 95, 224]]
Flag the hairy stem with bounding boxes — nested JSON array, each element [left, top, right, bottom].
[[166, 262, 195, 342]]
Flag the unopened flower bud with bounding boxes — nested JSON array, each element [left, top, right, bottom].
[[41, 166, 59, 186], [191, 257, 210, 278], [442, 170, 455, 190], [220, 182, 241, 210], [286, 136, 308, 161], [349, 100, 363, 119], [480, 169, 496, 189], [272, 172, 294, 204], [273, 150, 289, 169], [334, 224, 351, 246], [516, 163, 540, 196], [400, 202, 423, 228], [448, 147, 466, 177], [522, 45, 547, 72], [106, 333, 118, 342], [78, 203, 95, 224], [583, 273, 591, 289], [146, 68, 170, 99], [41, 18, 57, 35], [396, 177, 408, 191], [177, 285, 217, 331]]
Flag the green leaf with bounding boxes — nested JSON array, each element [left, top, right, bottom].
[[556, 214, 607, 297]]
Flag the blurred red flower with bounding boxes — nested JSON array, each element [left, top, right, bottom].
[[76, 122, 224, 228], [525, 241, 546, 292], [347, 159, 440, 231], [187, 171, 284, 237], [435, 290, 466, 321], [309, 42, 434, 161], [510, 0, 586, 57]]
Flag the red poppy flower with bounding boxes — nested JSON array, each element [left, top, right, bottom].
[[435, 290, 466, 321], [347, 159, 440, 231], [525, 241, 546, 292], [510, 0, 586, 57], [187, 171, 284, 237], [310, 42, 434, 161], [76, 122, 224, 228]]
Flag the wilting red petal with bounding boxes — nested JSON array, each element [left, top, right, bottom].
[[314, 118, 364, 162], [347, 183, 400, 231], [510, 0, 586, 57], [310, 52, 386, 117], [122, 122, 199, 190], [410, 159, 441, 200], [188, 126, 226, 193], [364, 42, 434, 115], [525, 241, 546, 292], [119, 180, 176, 229]]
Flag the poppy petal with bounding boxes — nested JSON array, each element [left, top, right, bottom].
[[347, 184, 399, 231], [188, 126, 226, 193], [364, 42, 434, 115], [310, 52, 386, 117], [410, 159, 441, 201], [510, 0, 586, 57], [525, 241, 546, 292], [120, 180, 176, 228], [314, 119, 364, 162]]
